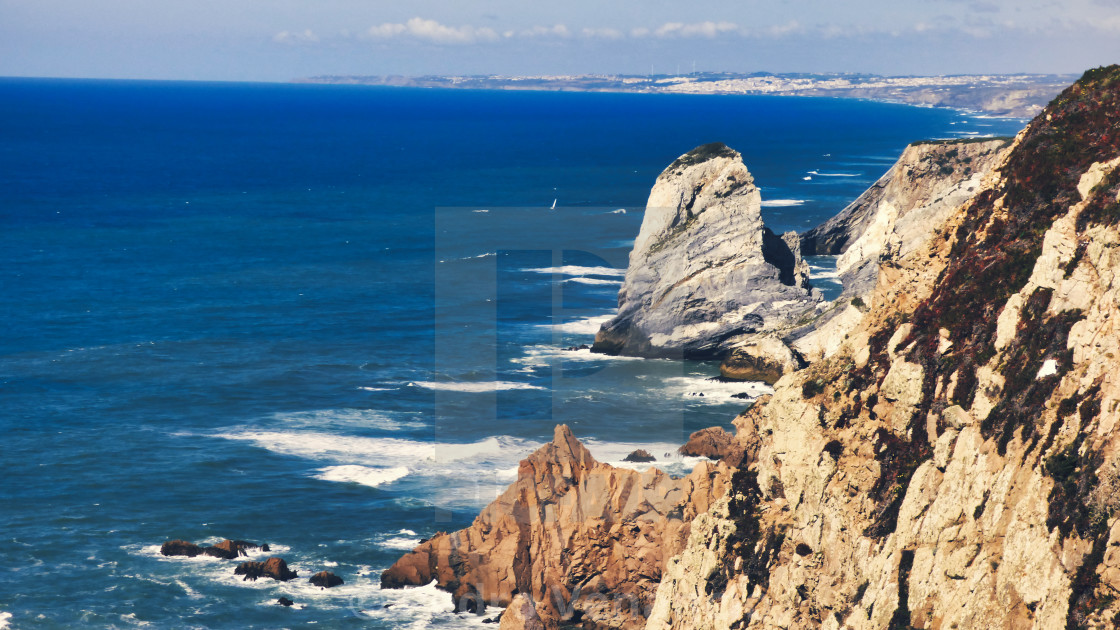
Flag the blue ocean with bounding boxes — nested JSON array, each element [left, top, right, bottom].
[[0, 78, 1025, 628]]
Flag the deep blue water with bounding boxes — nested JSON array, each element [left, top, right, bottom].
[[0, 78, 1025, 628]]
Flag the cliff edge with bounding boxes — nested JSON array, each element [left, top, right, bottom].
[[647, 65, 1120, 629]]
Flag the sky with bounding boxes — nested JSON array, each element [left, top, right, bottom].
[[1, 0, 1118, 81]]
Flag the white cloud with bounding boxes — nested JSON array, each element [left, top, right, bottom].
[[580, 27, 625, 40], [366, 17, 499, 45], [272, 29, 319, 45], [652, 21, 741, 38], [513, 24, 571, 38]]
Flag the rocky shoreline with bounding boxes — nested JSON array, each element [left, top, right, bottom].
[[382, 66, 1120, 628]]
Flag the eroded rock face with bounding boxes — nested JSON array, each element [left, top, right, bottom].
[[381, 424, 732, 629], [647, 67, 1120, 630], [678, 427, 742, 465], [592, 143, 819, 359], [160, 540, 202, 557]]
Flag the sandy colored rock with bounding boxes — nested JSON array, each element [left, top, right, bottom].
[[719, 335, 803, 384], [500, 594, 545, 630], [381, 424, 732, 629]]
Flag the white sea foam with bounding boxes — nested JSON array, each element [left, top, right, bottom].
[[523, 266, 625, 277], [563, 277, 622, 286], [381, 536, 423, 551], [213, 431, 512, 465], [269, 408, 425, 432], [761, 199, 806, 207], [539, 313, 614, 335], [807, 170, 860, 177], [658, 375, 773, 404], [472, 209, 489, 213], [609, 208, 626, 214], [315, 465, 409, 488], [357, 386, 394, 392], [409, 381, 545, 392], [512, 345, 645, 368], [0, 612, 12, 629]]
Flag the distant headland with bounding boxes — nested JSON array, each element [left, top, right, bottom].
[[293, 71, 1075, 118]]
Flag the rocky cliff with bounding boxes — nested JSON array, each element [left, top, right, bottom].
[[592, 143, 820, 361], [381, 425, 733, 629], [789, 137, 1011, 364], [647, 66, 1120, 629]]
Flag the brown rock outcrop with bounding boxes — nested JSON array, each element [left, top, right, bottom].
[[678, 427, 743, 465], [205, 539, 255, 559], [499, 594, 546, 630], [381, 424, 731, 629], [309, 571, 344, 588], [235, 557, 297, 582]]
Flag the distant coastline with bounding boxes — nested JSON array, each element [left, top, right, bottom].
[[293, 71, 1075, 118]]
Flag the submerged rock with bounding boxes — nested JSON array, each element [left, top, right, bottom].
[[235, 557, 297, 582], [309, 571, 344, 588], [160, 540, 203, 557], [592, 143, 819, 359], [622, 449, 656, 462], [277, 596, 294, 607], [381, 424, 731, 629], [204, 539, 256, 559]]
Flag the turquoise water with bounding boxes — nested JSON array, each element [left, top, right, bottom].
[[0, 78, 1025, 628]]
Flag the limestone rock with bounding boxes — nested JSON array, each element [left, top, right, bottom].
[[592, 143, 820, 359], [381, 424, 731, 629], [499, 594, 545, 630]]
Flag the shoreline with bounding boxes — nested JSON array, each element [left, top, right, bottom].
[[294, 71, 1074, 118]]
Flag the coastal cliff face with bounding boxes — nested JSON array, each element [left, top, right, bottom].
[[647, 66, 1120, 629], [592, 143, 819, 360], [789, 137, 1011, 364], [381, 425, 732, 629]]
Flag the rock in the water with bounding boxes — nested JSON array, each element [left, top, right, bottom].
[[622, 449, 655, 462], [381, 424, 731, 629], [160, 540, 203, 557], [235, 557, 297, 582], [719, 335, 804, 383], [678, 427, 743, 465], [592, 143, 819, 359], [309, 571, 344, 588], [204, 539, 255, 559], [277, 596, 294, 607], [499, 594, 545, 630]]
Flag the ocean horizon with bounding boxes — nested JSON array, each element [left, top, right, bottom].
[[0, 77, 1026, 628]]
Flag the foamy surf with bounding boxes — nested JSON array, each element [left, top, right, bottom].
[[269, 408, 426, 432], [315, 465, 409, 488], [658, 375, 773, 403], [538, 313, 614, 335], [807, 170, 860, 177], [212, 431, 514, 465], [409, 381, 545, 392], [761, 199, 806, 207], [513, 345, 646, 368], [523, 266, 624, 277], [563, 277, 622, 286]]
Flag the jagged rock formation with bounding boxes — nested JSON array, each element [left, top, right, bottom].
[[647, 66, 1120, 629], [381, 425, 732, 629], [592, 143, 820, 362]]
